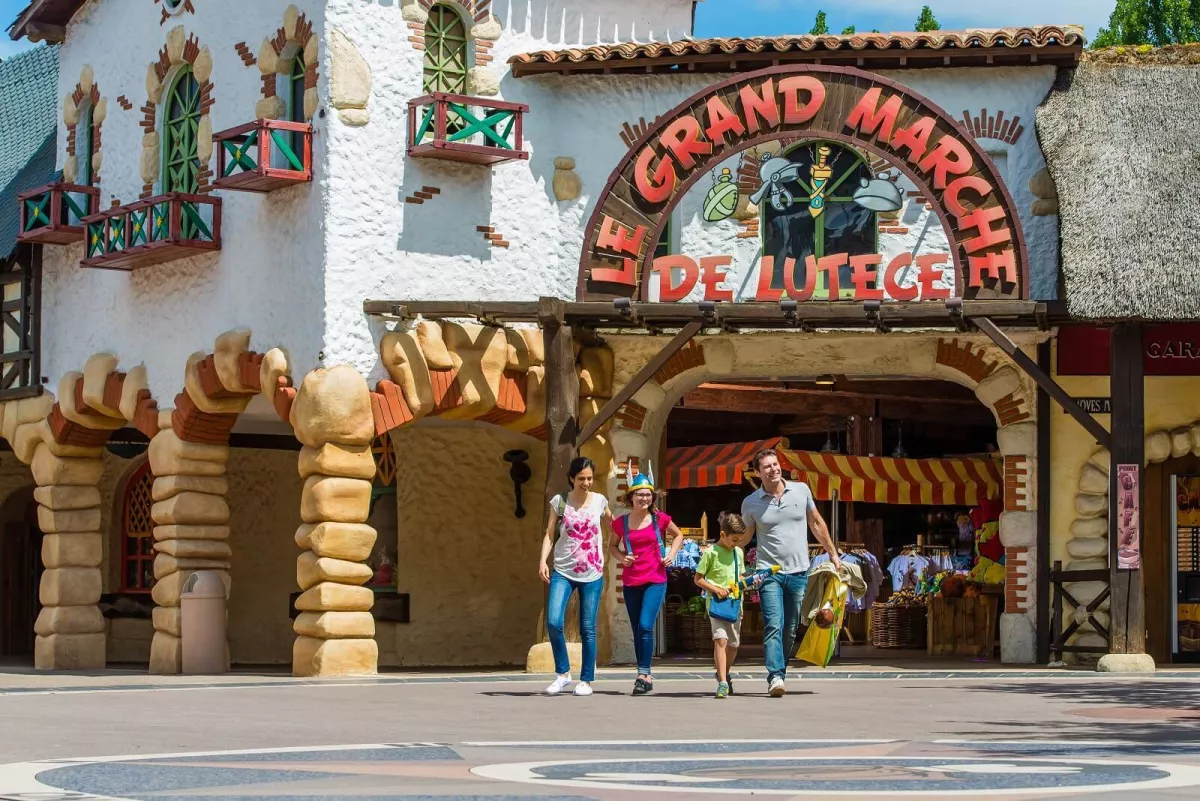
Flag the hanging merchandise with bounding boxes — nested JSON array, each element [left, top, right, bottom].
[[702, 167, 739, 222], [967, 495, 1005, 585]]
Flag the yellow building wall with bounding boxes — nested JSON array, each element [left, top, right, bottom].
[[1049, 337, 1200, 566], [385, 423, 547, 667]]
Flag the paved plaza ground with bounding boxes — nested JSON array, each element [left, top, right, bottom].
[[2, 663, 1200, 799]]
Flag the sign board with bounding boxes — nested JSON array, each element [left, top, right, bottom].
[[1058, 325, 1200, 377], [1116, 463, 1141, 570], [579, 65, 1027, 303], [1074, 397, 1111, 415]]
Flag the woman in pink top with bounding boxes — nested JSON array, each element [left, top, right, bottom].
[[609, 466, 683, 695]]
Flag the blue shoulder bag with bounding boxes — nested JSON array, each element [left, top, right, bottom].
[[707, 547, 743, 623]]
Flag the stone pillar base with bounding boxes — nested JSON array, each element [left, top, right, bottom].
[[526, 641, 581, 675], [34, 632, 105, 670], [1097, 653, 1156, 673], [293, 636, 378, 677], [999, 612, 1036, 664]]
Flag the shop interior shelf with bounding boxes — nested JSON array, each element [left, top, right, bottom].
[[407, 92, 529, 166], [16, 182, 100, 245], [213, 119, 313, 193], [80, 193, 222, 271]]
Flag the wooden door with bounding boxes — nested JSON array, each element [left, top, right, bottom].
[[1, 519, 41, 657]]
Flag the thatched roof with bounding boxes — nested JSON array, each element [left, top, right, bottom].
[[1037, 56, 1200, 320]]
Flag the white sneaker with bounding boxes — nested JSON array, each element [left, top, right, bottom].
[[546, 674, 573, 695], [573, 682, 594, 697], [768, 676, 786, 697]]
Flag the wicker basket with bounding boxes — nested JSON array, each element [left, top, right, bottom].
[[679, 613, 712, 652], [663, 594, 685, 651], [870, 602, 927, 649]]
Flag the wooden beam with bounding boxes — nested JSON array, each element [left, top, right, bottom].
[[974, 317, 1111, 450], [575, 320, 702, 447], [703, 379, 981, 404], [1036, 339, 1052, 664], [680, 385, 992, 426], [1109, 323, 1146, 655], [540, 298, 578, 512]]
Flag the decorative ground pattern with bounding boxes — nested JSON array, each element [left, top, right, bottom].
[[4, 740, 1200, 799]]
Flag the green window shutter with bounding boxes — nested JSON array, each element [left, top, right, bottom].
[[423, 4, 468, 94], [77, 105, 93, 187], [163, 67, 202, 195]]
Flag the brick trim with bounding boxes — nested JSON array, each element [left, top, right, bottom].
[[1003, 454, 1031, 512], [615, 400, 648, 432], [935, 338, 998, 384], [994, 391, 1031, 427], [961, 108, 1024, 145], [261, 10, 318, 119], [652, 341, 706, 385], [1004, 545, 1030, 614], [142, 31, 215, 198]]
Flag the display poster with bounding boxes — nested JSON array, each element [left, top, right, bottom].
[[1116, 464, 1141, 570]]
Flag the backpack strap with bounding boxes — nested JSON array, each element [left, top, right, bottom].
[[552, 493, 568, 544], [650, 509, 666, 558]]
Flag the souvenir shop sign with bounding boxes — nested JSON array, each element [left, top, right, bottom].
[[579, 65, 1028, 302], [1117, 463, 1141, 570], [1058, 324, 1200, 377]]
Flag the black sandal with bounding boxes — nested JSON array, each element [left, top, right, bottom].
[[633, 677, 650, 695]]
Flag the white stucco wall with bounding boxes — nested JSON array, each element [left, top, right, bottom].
[[41, 0, 328, 402]]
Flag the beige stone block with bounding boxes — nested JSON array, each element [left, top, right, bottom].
[[301, 475, 371, 523], [473, 14, 502, 39], [400, 0, 428, 23], [148, 429, 229, 477], [152, 491, 230, 526], [93, 96, 107, 126], [140, 141, 159, 184], [526, 641, 581, 674], [153, 524, 230, 542], [153, 606, 182, 637], [184, 352, 250, 416], [1089, 448, 1111, 473], [149, 631, 182, 674], [260, 348, 291, 402], [152, 569, 230, 607], [975, 366, 1022, 407], [1029, 167, 1056, 199], [1075, 492, 1107, 518], [439, 323, 509, 421], [256, 95, 286, 121], [1146, 430, 1171, 463], [154, 539, 233, 560], [298, 443, 375, 480], [578, 397, 611, 435], [1172, 428, 1193, 459], [291, 366, 375, 448], [34, 605, 105, 636], [107, 616, 154, 640], [295, 522, 377, 561], [40, 567, 101, 606], [59, 369, 122, 432], [578, 433, 613, 478], [337, 107, 367, 124], [258, 37, 279, 74], [293, 611, 375, 640], [292, 636, 377, 677], [63, 94, 79, 126], [329, 28, 371, 110], [78, 64, 94, 93], [91, 149, 103, 176], [1193, 424, 1200, 456], [29, 420, 102, 461], [295, 582, 374, 612], [37, 506, 101, 533], [15, 393, 53, 429], [1070, 517, 1108, 538], [284, 4, 300, 37], [35, 632, 105, 670], [33, 485, 101, 512], [303, 34, 318, 66], [154, 554, 231, 580], [80, 353, 121, 418], [505, 365, 546, 434], [1067, 558, 1108, 572], [380, 329, 433, 419], [552, 163, 581, 202], [1078, 464, 1108, 495], [152, 475, 229, 502], [41, 533, 102, 568], [197, 115, 213, 164], [166, 25, 186, 64], [997, 421, 1037, 459], [466, 66, 499, 97], [303, 87, 318, 121], [578, 347, 614, 398], [31, 445, 103, 486], [62, 154, 77, 184], [1067, 538, 1108, 559], [297, 551, 373, 590], [118, 364, 150, 424], [213, 330, 251, 394], [146, 63, 163, 104], [193, 45, 213, 84]]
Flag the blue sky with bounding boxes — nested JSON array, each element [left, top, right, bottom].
[[0, 0, 1114, 59]]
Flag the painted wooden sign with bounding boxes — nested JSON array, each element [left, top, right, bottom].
[[1117, 463, 1141, 570], [1058, 325, 1200, 377], [579, 65, 1027, 302], [1074, 397, 1112, 415]]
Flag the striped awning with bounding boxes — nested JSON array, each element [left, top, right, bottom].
[[776, 448, 1002, 506], [663, 438, 783, 489]]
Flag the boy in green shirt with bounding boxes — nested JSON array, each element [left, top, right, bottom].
[[694, 513, 748, 699]]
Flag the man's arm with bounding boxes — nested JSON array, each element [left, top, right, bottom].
[[807, 505, 842, 569], [738, 499, 756, 549]]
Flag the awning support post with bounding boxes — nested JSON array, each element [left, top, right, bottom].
[[974, 317, 1111, 451], [540, 297, 579, 508], [575, 319, 704, 448]]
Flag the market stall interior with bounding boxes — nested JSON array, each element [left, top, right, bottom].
[[656, 377, 1006, 663]]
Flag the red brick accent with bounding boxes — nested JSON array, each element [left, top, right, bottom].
[[404, 186, 440, 205], [132, 389, 160, 439], [144, 32, 216, 196], [619, 116, 654, 149], [172, 391, 239, 445], [615, 400, 647, 432], [475, 369, 528, 426], [261, 11, 317, 112], [653, 340, 706, 385], [1004, 545, 1030, 614], [234, 42, 256, 67], [371, 379, 416, 435], [1004, 455, 1031, 512], [879, 225, 910, 235], [478, 225, 509, 248], [994, 391, 1031, 427], [961, 108, 1024, 145], [47, 404, 113, 448], [117, 95, 133, 110], [429, 368, 463, 415], [935, 338, 998, 384], [65, 78, 104, 180], [237, 352, 265, 393]]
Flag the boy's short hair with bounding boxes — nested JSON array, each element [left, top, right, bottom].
[[720, 512, 746, 535]]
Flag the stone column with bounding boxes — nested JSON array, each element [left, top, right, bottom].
[[290, 365, 379, 677], [146, 425, 232, 674]]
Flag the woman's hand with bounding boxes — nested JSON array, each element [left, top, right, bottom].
[[711, 585, 730, 600], [661, 554, 675, 567], [622, 553, 637, 567], [538, 562, 550, 583]]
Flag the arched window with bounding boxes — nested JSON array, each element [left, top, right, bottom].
[[276, 49, 307, 166], [422, 4, 468, 94], [76, 102, 94, 187], [162, 67, 202, 194], [119, 461, 155, 594], [760, 141, 876, 299]]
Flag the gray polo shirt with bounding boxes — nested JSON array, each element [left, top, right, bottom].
[[741, 481, 817, 575]]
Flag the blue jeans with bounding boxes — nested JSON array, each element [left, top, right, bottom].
[[759, 572, 809, 682], [623, 582, 667, 676], [546, 571, 603, 682]]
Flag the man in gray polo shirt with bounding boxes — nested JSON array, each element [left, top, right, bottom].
[[741, 448, 840, 697]]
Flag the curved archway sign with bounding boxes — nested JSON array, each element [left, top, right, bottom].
[[579, 65, 1028, 303]]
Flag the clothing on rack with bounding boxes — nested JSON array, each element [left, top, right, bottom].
[[671, 538, 702, 570], [811, 548, 883, 612]]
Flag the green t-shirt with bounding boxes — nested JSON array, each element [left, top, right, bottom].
[[696, 544, 744, 612]]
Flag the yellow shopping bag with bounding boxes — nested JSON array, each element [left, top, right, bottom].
[[796, 573, 849, 668]]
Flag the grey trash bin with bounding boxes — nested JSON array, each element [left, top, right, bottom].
[[181, 571, 227, 675]]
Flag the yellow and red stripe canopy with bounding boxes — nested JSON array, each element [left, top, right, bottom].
[[663, 438, 783, 490]]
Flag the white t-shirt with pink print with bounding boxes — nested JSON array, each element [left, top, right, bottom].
[[550, 492, 609, 583]]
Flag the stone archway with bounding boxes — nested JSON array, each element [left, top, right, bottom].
[[598, 331, 1043, 664]]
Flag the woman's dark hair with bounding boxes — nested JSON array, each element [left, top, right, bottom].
[[567, 456, 595, 484]]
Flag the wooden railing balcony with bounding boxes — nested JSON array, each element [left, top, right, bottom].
[[81, 193, 221, 271], [407, 92, 529, 166], [213, 119, 313, 193], [17, 182, 100, 245]]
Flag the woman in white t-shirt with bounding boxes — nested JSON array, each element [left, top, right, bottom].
[[537, 456, 612, 697]]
